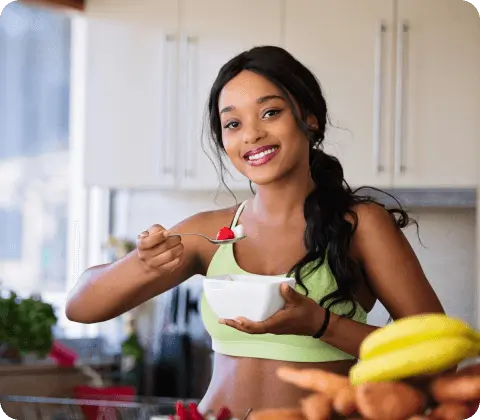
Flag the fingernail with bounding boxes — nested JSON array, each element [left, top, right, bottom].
[[139, 231, 149, 237], [235, 318, 243, 325], [218, 319, 226, 324]]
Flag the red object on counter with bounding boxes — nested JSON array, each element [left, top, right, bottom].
[[174, 402, 235, 420], [189, 402, 204, 420], [175, 401, 188, 420], [216, 227, 235, 240], [73, 385, 135, 420], [48, 341, 78, 367]]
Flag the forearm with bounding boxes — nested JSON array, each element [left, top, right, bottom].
[[319, 312, 458, 381], [320, 312, 379, 358], [65, 251, 168, 324]]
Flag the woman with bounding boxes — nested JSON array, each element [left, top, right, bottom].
[[66, 46, 444, 417]]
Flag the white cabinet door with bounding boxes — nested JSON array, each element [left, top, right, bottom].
[[176, 0, 283, 191], [83, 0, 179, 189], [284, 0, 395, 189], [393, 0, 480, 188]]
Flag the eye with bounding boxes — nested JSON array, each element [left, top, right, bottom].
[[263, 109, 282, 119], [223, 120, 240, 130]]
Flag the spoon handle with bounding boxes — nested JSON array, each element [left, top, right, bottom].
[[169, 232, 245, 245]]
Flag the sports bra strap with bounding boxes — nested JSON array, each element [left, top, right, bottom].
[[230, 200, 248, 228]]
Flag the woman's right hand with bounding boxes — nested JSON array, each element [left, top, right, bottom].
[[136, 224, 184, 273]]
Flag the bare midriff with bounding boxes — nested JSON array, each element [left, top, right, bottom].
[[198, 353, 355, 419]]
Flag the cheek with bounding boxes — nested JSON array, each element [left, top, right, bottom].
[[222, 134, 240, 159]]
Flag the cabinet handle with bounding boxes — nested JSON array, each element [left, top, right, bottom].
[[394, 22, 408, 175], [183, 35, 198, 178], [373, 21, 387, 174], [160, 34, 177, 176]]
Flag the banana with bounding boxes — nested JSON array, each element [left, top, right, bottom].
[[350, 335, 479, 386], [360, 314, 480, 361]]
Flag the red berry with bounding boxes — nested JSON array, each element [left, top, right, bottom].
[[216, 227, 235, 240], [176, 401, 187, 420], [216, 406, 233, 420], [189, 403, 204, 420]]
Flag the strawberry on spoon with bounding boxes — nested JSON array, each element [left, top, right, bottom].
[[216, 227, 235, 241], [168, 225, 246, 245]]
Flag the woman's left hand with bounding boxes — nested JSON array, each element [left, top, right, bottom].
[[218, 283, 326, 336]]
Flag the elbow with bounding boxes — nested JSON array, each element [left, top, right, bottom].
[[65, 297, 101, 324], [65, 295, 118, 324], [64, 266, 108, 324], [65, 301, 93, 324]]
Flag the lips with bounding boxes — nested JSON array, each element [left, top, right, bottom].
[[243, 145, 280, 166], [244, 145, 279, 159]]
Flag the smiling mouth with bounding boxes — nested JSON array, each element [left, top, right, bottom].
[[243, 146, 280, 166]]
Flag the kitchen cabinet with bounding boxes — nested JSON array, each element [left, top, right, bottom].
[[393, 0, 479, 187], [23, 0, 84, 10], [285, 0, 396, 188], [285, 0, 480, 189], [83, 0, 479, 190], [176, 0, 282, 190], [82, 0, 282, 190], [84, 0, 179, 189]]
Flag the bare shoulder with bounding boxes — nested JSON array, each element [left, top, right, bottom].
[[349, 201, 397, 229], [345, 202, 400, 256]]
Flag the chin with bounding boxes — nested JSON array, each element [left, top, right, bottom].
[[243, 166, 291, 186], [229, 152, 299, 186]]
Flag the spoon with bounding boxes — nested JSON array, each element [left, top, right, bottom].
[[169, 232, 247, 245]]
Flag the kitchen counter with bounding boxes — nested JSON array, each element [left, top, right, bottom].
[[356, 188, 476, 208], [0, 360, 116, 418]]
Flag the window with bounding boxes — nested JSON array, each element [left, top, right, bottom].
[[0, 209, 22, 260], [0, 3, 71, 295]]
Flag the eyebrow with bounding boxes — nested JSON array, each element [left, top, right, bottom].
[[220, 95, 285, 114]]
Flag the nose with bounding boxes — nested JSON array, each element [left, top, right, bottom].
[[242, 122, 267, 144]]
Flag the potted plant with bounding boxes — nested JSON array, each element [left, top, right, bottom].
[[0, 291, 57, 363]]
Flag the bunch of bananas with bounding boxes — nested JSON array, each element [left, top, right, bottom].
[[350, 313, 480, 385]]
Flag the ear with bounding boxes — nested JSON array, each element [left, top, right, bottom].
[[306, 114, 318, 130]]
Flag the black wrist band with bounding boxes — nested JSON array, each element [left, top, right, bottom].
[[312, 308, 331, 339]]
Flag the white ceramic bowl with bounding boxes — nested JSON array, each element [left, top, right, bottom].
[[203, 274, 296, 322]]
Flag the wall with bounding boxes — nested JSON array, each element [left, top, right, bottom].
[[369, 207, 476, 326], [115, 190, 477, 328]]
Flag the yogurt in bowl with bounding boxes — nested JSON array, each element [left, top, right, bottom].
[[203, 274, 296, 322]]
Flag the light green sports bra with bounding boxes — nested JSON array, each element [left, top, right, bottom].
[[200, 200, 368, 362]]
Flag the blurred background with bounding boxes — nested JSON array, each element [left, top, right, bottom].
[[0, 0, 478, 415]]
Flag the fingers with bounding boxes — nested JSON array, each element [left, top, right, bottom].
[[161, 254, 184, 273], [138, 233, 181, 251], [218, 318, 259, 334], [136, 224, 184, 272], [219, 311, 288, 335], [147, 242, 184, 267], [281, 283, 304, 305], [137, 224, 175, 250]]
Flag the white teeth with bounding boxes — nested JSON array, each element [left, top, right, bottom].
[[247, 147, 277, 161]]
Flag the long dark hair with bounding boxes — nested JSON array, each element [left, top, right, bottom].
[[205, 45, 413, 318]]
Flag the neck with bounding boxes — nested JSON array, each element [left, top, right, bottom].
[[251, 172, 316, 223]]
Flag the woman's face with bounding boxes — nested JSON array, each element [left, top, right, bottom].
[[218, 70, 312, 186]]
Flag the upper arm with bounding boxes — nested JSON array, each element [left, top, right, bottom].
[[350, 203, 444, 320]]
